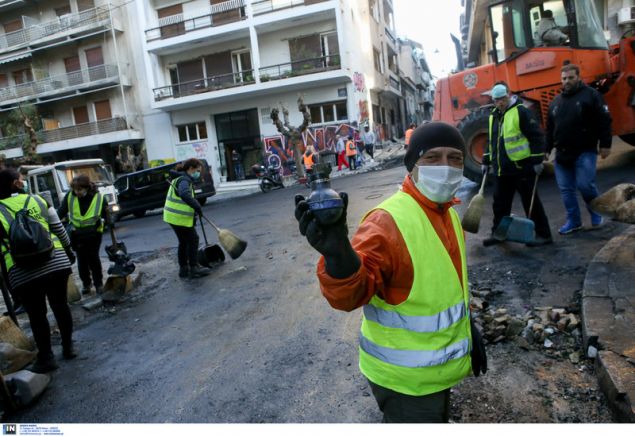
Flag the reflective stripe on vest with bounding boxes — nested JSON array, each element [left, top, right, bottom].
[[488, 105, 531, 164], [303, 153, 314, 170], [163, 177, 195, 227], [358, 191, 472, 396], [0, 194, 62, 271], [68, 192, 104, 233]]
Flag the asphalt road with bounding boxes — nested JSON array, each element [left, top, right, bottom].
[[11, 141, 635, 423]]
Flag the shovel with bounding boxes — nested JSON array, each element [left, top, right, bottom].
[[103, 222, 135, 296], [492, 174, 539, 244], [197, 218, 225, 268]]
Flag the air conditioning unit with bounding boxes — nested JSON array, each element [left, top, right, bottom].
[[618, 6, 635, 26]]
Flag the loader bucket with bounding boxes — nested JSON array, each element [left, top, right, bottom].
[[493, 215, 535, 244]]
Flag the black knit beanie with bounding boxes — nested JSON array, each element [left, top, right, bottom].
[[404, 122, 466, 171]]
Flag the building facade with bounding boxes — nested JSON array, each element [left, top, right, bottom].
[[397, 38, 434, 127], [0, 0, 144, 171]]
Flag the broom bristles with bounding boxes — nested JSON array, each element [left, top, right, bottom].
[[461, 195, 484, 234], [218, 229, 248, 259]]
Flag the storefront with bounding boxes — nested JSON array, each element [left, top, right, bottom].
[[214, 109, 262, 182]]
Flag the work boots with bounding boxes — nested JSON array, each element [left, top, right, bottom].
[[62, 342, 77, 360], [189, 265, 210, 279], [30, 353, 59, 374], [179, 266, 189, 278]]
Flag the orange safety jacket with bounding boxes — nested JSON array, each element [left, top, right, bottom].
[[345, 140, 357, 157], [303, 152, 314, 169]]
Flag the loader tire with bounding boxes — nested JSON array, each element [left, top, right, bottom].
[[619, 134, 635, 147], [457, 108, 491, 183]]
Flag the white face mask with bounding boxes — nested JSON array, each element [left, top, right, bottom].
[[415, 165, 464, 203]]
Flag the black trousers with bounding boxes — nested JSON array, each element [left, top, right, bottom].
[[365, 144, 374, 159], [368, 380, 450, 423], [348, 156, 357, 170], [17, 270, 73, 361], [492, 174, 552, 238], [73, 232, 103, 287], [170, 224, 199, 268]]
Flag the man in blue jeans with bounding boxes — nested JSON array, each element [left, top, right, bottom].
[[546, 64, 612, 235]]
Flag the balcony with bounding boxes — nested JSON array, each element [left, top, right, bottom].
[[154, 70, 255, 101], [145, 0, 246, 42], [0, 0, 28, 12], [0, 6, 111, 56], [251, 0, 330, 15], [1, 117, 140, 156], [259, 54, 340, 81], [384, 26, 396, 46], [0, 64, 120, 107]]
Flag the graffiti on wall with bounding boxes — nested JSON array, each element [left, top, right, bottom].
[[175, 142, 209, 161], [358, 100, 369, 124], [262, 122, 359, 173], [353, 72, 366, 93]]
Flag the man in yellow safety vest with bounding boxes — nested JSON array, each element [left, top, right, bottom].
[[294, 122, 487, 422]]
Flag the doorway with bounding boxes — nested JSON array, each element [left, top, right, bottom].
[[214, 109, 261, 182]]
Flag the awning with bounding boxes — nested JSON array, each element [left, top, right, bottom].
[[0, 50, 32, 65]]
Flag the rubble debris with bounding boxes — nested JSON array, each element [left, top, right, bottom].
[[587, 345, 598, 359]]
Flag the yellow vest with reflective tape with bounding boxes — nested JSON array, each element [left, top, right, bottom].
[[488, 105, 531, 163], [68, 192, 104, 233], [358, 191, 472, 396], [0, 194, 63, 271], [163, 177, 195, 227]]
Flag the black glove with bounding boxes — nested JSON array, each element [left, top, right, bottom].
[[481, 164, 490, 175], [470, 319, 487, 377], [294, 192, 360, 279], [65, 249, 76, 265]]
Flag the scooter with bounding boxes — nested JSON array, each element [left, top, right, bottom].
[[251, 164, 284, 193]]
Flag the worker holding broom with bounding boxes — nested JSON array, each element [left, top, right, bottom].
[[482, 82, 553, 247], [164, 158, 210, 279], [294, 122, 487, 423]]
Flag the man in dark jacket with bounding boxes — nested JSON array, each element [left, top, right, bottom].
[[482, 83, 552, 247], [546, 63, 612, 235]]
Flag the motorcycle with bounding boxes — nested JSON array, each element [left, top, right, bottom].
[[252, 164, 284, 193]]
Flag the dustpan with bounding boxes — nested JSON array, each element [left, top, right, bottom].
[[492, 174, 539, 244], [198, 218, 226, 268]]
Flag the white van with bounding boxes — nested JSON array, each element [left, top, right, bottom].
[[26, 159, 120, 215]]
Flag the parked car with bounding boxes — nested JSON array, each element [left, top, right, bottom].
[[113, 160, 215, 219]]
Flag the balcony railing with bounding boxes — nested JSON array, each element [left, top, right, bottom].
[[153, 70, 255, 101], [389, 75, 400, 91], [145, 0, 246, 42], [0, 118, 128, 150], [384, 27, 396, 45], [0, 6, 111, 54], [251, 0, 329, 15], [0, 64, 119, 104], [259, 54, 340, 81]]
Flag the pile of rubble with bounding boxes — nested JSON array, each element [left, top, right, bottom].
[[470, 288, 583, 363]]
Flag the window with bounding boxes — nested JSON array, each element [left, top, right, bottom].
[[320, 32, 340, 67], [575, 0, 608, 48], [177, 122, 208, 143], [369, 0, 379, 22], [35, 173, 60, 208], [308, 101, 348, 124], [490, 2, 529, 62], [231, 50, 253, 82], [373, 48, 382, 72]]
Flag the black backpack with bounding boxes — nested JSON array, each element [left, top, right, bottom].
[[0, 196, 54, 268]]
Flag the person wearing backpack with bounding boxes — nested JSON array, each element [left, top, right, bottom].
[[0, 168, 76, 374], [57, 175, 108, 295]]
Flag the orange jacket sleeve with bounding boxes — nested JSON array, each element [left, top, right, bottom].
[[317, 209, 414, 312]]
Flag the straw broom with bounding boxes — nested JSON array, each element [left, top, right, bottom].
[[201, 215, 247, 260], [461, 172, 488, 234]]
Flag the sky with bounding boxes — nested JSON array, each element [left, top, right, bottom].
[[393, 0, 463, 79]]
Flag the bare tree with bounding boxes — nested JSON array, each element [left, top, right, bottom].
[[18, 105, 40, 163], [270, 96, 311, 178]]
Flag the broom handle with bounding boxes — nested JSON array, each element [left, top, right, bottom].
[[201, 214, 221, 233], [529, 174, 539, 218], [478, 172, 488, 195]]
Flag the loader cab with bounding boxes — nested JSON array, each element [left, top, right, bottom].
[[489, 0, 607, 64]]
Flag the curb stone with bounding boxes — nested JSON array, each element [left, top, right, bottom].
[[582, 226, 635, 422]]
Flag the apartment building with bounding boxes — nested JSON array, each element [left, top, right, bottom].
[[0, 0, 144, 168], [135, 0, 407, 189], [397, 38, 434, 128]]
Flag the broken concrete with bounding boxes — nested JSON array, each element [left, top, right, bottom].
[[3, 370, 50, 407]]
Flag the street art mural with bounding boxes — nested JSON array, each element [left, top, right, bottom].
[[352, 72, 369, 125], [262, 122, 359, 174]]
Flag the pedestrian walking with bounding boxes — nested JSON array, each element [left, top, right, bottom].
[[57, 175, 107, 295], [303, 144, 317, 174], [482, 82, 553, 247], [335, 134, 349, 171], [404, 123, 416, 149], [0, 168, 76, 373], [163, 158, 210, 279], [546, 64, 612, 235], [361, 125, 376, 161], [345, 135, 357, 171], [294, 122, 487, 423], [354, 129, 365, 167]]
